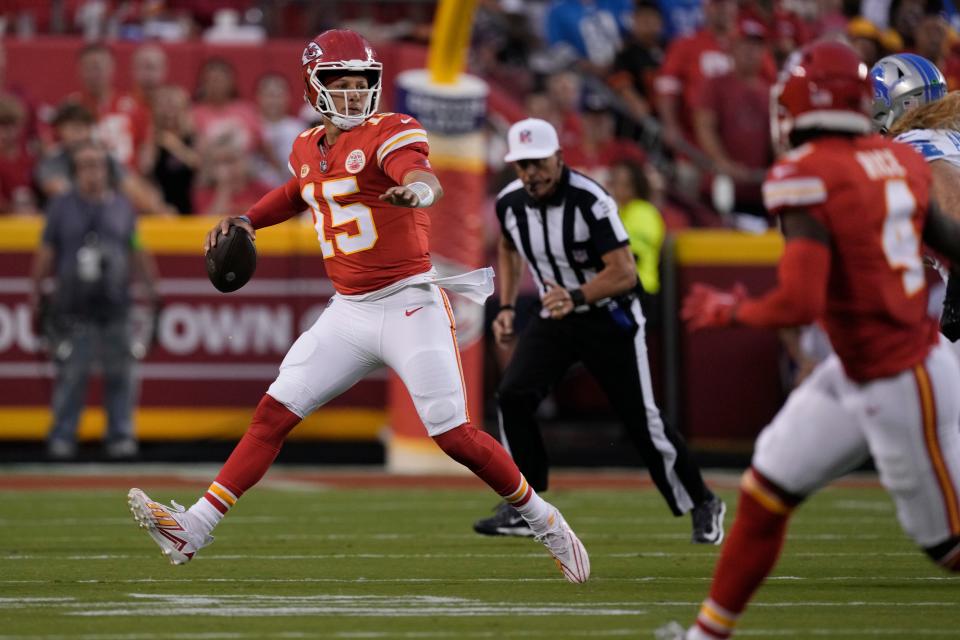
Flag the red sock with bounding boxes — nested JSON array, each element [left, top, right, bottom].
[[212, 394, 301, 499], [695, 468, 799, 639], [432, 425, 522, 497]]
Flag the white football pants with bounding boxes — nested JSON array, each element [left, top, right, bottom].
[[267, 282, 468, 436], [753, 339, 960, 547]]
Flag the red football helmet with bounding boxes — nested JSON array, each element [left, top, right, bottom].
[[302, 29, 382, 130], [771, 40, 873, 150]]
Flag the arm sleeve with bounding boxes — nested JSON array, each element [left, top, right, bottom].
[[585, 192, 630, 255], [495, 197, 516, 249], [895, 130, 951, 162], [762, 168, 828, 223], [735, 238, 831, 328], [381, 143, 433, 185], [245, 177, 307, 229]]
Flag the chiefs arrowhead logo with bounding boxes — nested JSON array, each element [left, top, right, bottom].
[[300, 164, 310, 178], [302, 42, 322, 65]]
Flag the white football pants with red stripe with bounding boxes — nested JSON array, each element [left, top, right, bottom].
[[267, 280, 468, 437], [753, 338, 960, 547]]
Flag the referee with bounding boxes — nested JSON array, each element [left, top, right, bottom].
[[475, 118, 725, 544]]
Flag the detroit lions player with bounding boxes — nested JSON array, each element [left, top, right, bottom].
[[872, 53, 960, 340]]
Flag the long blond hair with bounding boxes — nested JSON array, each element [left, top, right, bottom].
[[889, 91, 960, 135]]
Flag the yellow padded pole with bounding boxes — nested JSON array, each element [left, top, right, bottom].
[[426, 0, 478, 85]]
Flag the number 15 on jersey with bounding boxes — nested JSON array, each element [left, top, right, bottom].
[[302, 177, 379, 258]]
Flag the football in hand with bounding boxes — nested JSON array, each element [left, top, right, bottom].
[[205, 225, 257, 293]]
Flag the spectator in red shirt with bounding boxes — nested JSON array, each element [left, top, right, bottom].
[[70, 43, 151, 170], [693, 18, 773, 230], [544, 70, 585, 152], [0, 95, 37, 215], [738, 0, 809, 66], [193, 133, 270, 217], [192, 57, 265, 156], [0, 44, 37, 150], [130, 44, 169, 113], [654, 0, 739, 152]]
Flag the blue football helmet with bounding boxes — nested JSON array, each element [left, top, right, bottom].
[[870, 53, 948, 132]]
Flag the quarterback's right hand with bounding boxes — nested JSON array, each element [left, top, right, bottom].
[[203, 216, 256, 254], [492, 308, 516, 345]]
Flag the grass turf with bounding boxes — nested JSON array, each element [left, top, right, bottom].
[[0, 481, 958, 638]]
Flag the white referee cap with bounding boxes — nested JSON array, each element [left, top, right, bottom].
[[504, 118, 560, 162]]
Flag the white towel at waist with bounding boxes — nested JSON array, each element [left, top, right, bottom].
[[337, 267, 495, 305]]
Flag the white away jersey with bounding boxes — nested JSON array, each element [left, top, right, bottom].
[[895, 128, 960, 167]]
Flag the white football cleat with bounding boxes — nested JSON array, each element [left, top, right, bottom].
[[535, 507, 590, 584], [127, 488, 212, 565]]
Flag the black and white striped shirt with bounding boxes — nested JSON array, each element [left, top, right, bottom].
[[495, 166, 634, 298]]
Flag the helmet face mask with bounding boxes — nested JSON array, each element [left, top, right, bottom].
[[302, 30, 383, 130], [870, 53, 947, 133]]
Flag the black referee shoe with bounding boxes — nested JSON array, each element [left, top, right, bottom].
[[473, 502, 535, 537], [691, 495, 726, 545]]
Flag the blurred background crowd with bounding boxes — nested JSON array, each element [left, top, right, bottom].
[[1, 0, 958, 233]]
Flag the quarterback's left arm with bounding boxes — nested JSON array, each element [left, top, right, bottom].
[[682, 210, 831, 330], [378, 130, 443, 208]]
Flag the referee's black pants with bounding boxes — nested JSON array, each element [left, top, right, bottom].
[[496, 300, 709, 516]]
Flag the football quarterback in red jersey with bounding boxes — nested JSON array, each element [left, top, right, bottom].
[[126, 29, 590, 584], [659, 41, 960, 640]]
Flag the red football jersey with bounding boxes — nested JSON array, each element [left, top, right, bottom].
[[290, 113, 434, 295], [71, 91, 150, 168], [763, 135, 938, 382]]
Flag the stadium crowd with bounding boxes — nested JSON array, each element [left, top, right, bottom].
[[1, 0, 958, 233]]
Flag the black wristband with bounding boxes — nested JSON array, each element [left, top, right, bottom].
[[570, 288, 587, 307], [498, 304, 515, 312]]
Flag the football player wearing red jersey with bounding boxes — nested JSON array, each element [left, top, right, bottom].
[[126, 29, 589, 584], [658, 41, 960, 639]]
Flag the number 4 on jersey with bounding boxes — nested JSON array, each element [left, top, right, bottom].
[[881, 179, 924, 296]]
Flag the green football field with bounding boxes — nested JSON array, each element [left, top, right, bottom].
[[1, 470, 958, 639]]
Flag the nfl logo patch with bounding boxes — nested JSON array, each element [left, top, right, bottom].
[[519, 130, 533, 144], [345, 149, 366, 174]]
